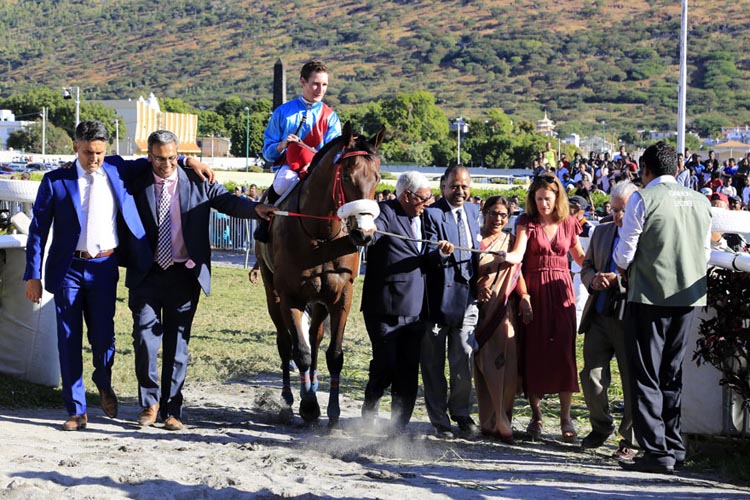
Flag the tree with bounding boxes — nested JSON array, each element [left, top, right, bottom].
[[7, 121, 73, 155], [161, 97, 197, 114], [197, 110, 226, 137]]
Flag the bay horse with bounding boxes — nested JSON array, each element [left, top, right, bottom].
[[256, 122, 385, 425]]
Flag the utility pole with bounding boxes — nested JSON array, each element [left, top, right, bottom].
[[41, 107, 47, 156]]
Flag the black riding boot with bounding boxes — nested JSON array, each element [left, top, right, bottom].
[[253, 186, 280, 243]]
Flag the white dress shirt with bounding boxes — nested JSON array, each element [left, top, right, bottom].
[[75, 162, 118, 254], [614, 175, 712, 270]]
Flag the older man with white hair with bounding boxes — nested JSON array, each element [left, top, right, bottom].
[[360, 171, 450, 433], [579, 181, 639, 460]]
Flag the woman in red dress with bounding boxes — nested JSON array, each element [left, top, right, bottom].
[[500, 174, 586, 442]]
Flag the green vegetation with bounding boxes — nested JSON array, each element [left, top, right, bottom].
[[0, 0, 747, 165]]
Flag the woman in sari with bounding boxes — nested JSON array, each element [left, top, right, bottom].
[[474, 196, 527, 444]]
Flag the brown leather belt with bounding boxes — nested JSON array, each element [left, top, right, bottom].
[[73, 249, 115, 259]]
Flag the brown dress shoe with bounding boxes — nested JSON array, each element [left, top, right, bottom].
[[98, 388, 118, 418], [63, 414, 87, 431], [164, 416, 184, 431], [138, 404, 160, 427]]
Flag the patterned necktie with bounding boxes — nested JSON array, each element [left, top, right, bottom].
[[85, 172, 102, 257], [456, 209, 470, 280], [155, 180, 172, 269]]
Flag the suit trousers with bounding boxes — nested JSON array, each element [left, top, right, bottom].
[[54, 255, 119, 416], [580, 313, 634, 445], [363, 314, 424, 427], [625, 302, 697, 466], [421, 302, 479, 429], [129, 263, 201, 420]]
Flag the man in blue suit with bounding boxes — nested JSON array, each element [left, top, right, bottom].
[[24, 121, 148, 431], [361, 171, 450, 432], [126, 130, 274, 431], [422, 165, 481, 437]]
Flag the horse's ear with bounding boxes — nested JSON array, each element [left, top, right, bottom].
[[370, 125, 386, 151], [341, 121, 354, 146]]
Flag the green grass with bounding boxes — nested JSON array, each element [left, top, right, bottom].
[[1, 265, 748, 484]]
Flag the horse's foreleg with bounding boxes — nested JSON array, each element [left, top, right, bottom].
[[308, 304, 328, 395], [259, 263, 294, 408], [326, 294, 352, 427], [284, 304, 320, 423]]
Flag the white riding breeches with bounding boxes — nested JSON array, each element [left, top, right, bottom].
[[272, 165, 299, 197]]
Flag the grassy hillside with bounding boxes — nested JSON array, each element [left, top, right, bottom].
[[1, 0, 748, 135]]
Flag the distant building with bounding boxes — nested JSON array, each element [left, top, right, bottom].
[[562, 133, 580, 148], [580, 136, 610, 155], [536, 111, 555, 137], [0, 110, 32, 151], [97, 93, 201, 156], [720, 126, 750, 144], [647, 130, 676, 141], [197, 136, 231, 158]]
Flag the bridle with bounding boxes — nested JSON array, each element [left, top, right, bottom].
[[294, 144, 378, 243]]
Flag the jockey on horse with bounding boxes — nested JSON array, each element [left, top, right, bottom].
[[255, 60, 342, 242]]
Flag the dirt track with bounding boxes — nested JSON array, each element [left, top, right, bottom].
[[1, 380, 748, 499]]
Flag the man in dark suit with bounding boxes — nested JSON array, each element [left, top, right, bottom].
[[361, 171, 449, 432], [24, 121, 147, 431], [422, 165, 481, 437], [125, 130, 274, 431], [579, 181, 638, 460]]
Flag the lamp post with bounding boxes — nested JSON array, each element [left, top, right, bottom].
[[451, 117, 468, 165], [244, 106, 250, 172], [114, 118, 120, 156], [41, 107, 47, 156], [62, 86, 80, 128], [600, 120, 606, 153]]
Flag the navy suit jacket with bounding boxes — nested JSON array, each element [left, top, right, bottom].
[[125, 166, 262, 295], [24, 159, 148, 294], [423, 198, 481, 327], [361, 199, 427, 319]]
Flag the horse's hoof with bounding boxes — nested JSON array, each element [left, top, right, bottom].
[[328, 416, 340, 429], [281, 389, 294, 407], [299, 397, 321, 423], [278, 407, 294, 425]]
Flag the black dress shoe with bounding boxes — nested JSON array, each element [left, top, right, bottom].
[[434, 424, 454, 439], [454, 416, 478, 435], [580, 429, 612, 449], [619, 457, 674, 474]]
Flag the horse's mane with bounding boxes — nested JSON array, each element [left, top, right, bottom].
[[309, 132, 378, 168]]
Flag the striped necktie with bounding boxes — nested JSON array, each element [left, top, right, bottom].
[[155, 180, 172, 269], [456, 209, 471, 280]]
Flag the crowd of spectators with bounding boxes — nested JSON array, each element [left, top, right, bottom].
[[355, 141, 746, 475]]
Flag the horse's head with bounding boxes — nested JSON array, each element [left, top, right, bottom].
[[334, 122, 385, 246]]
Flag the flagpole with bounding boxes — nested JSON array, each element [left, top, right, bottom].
[[677, 0, 688, 155]]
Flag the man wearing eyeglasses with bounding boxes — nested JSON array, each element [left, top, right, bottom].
[[422, 165, 482, 438], [124, 130, 275, 431], [361, 171, 447, 433]]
